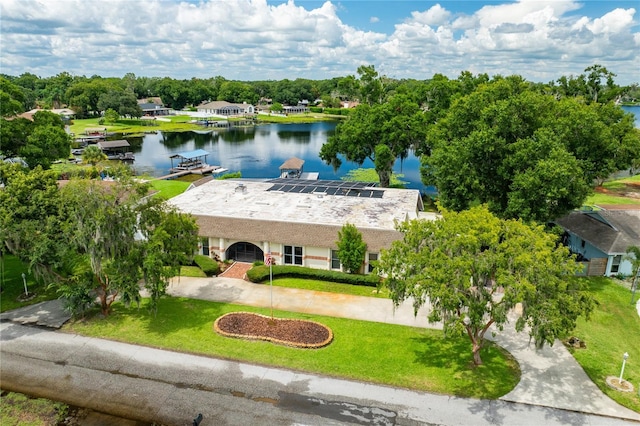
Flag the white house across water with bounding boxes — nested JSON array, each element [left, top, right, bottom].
[[168, 178, 434, 272]]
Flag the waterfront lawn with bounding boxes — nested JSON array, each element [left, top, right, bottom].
[[0, 255, 59, 313], [569, 277, 640, 413], [69, 117, 202, 136], [148, 179, 191, 199], [64, 297, 520, 399]]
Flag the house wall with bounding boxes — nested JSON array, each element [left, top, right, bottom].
[[200, 236, 378, 274], [566, 233, 608, 261], [566, 233, 635, 277]]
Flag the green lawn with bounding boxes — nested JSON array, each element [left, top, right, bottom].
[[148, 179, 191, 199], [269, 277, 390, 298], [64, 297, 520, 399], [0, 255, 60, 313], [570, 277, 640, 413], [584, 174, 640, 206], [585, 193, 640, 206], [0, 391, 68, 425]]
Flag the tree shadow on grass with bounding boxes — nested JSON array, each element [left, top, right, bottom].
[[411, 335, 520, 399]]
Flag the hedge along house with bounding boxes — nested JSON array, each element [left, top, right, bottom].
[[167, 178, 433, 273], [555, 209, 640, 277]]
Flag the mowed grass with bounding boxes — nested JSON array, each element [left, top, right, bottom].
[[148, 179, 191, 199], [585, 174, 640, 206], [0, 255, 59, 313], [570, 277, 640, 413], [269, 277, 391, 298], [63, 297, 520, 399], [586, 193, 640, 206], [0, 391, 68, 425]]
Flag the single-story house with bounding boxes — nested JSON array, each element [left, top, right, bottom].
[[555, 209, 640, 276], [10, 108, 76, 121], [168, 178, 435, 273], [282, 105, 308, 114], [197, 101, 255, 117], [137, 98, 172, 116]]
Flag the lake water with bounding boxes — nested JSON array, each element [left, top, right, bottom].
[[125, 105, 639, 192], [126, 121, 429, 191], [621, 105, 640, 128]]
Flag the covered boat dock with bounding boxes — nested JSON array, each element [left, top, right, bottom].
[[97, 140, 134, 161], [169, 149, 228, 175]]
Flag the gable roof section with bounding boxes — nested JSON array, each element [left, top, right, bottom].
[[555, 210, 640, 254]]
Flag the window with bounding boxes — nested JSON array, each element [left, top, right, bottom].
[[368, 253, 378, 273], [284, 245, 303, 265], [201, 237, 209, 256], [611, 255, 622, 274], [331, 250, 340, 270]]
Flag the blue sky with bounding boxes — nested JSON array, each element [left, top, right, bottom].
[[1, 0, 639, 84]]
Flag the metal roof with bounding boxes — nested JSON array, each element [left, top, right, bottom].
[[169, 149, 210, 160], [97, 140, 130, 149]]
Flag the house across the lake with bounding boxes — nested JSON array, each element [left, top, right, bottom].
[[196, 101, 255, 117], [168, 179, 434, 273], [555, 208, 640, 277]]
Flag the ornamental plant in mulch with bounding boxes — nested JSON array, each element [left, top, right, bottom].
[[214, 312, 333, 349]]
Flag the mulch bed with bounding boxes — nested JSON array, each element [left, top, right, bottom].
[[214, 312, 333, 349]]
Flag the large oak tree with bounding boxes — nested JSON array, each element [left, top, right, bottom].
[[376, 205, 594, 365], [320, 94, 427, 187], [422, 76, 640, 223]]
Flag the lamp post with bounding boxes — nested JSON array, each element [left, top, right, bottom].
[[21, 272, 28, 297], [619, 352, 629, 384], [266, 252, 273, 319]]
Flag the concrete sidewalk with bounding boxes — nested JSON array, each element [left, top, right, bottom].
[[164, 276, 640, 422]]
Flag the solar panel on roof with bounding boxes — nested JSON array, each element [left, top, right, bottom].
[[371, 191, 384, 198]]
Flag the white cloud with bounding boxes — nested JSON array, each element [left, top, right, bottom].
[[0, 0, 638, 85]]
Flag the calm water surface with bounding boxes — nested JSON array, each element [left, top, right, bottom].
[[125, 121, 429, 191]]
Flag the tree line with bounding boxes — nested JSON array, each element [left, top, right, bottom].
[[2, 63, 639, 118]]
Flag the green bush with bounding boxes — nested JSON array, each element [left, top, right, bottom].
[[323, 107, 341, 115], [246, 265, 380, 287], [194, 255, 219, 276], [309, 107, 323, 113]]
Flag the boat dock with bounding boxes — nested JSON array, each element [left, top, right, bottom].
[[156, 165, 228, 181]]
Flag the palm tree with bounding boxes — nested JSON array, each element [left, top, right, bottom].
[[82, 145, 107, 167]]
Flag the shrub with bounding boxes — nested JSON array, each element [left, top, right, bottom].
[[253, 260, 265, 266], [246, 265, 380, 287], [194, 255, 219, 276], [309, 107, 323, 113]]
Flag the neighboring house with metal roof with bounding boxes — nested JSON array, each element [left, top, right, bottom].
[[167, 178, 434, 273], [555, 209, 640, 276], [196, 101, 255, 117]]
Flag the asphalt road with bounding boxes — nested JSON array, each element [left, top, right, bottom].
[[1, 321, 637, 426]]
